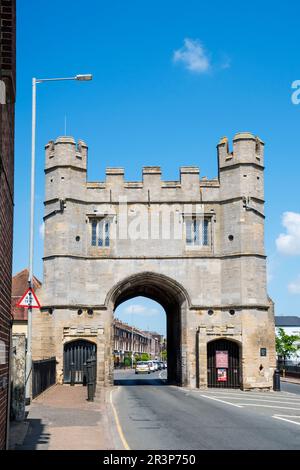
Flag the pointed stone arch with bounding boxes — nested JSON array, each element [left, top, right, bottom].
[[107, 271, 191, 386]]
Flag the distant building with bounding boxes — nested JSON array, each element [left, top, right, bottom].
[[113, 318, 150, 366], [0, 0, 16, 450], [275, 316, 300, 362], [11, 269, 42, 336], [143, 331, 164, 359], [113, 318, 165, 365]]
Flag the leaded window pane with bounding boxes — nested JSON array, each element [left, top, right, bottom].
[[186, 219, 192, 245], [105, 221, 110, 247], [203, 219, 209, 245], [91, 220, 97, 246]]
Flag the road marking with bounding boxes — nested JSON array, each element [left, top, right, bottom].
[[273, 415, 300, 427], [110, 388, 131, 450], [206, 390, 297, 397], [241, 404, 300, 410], [200, 394, 243, 408], [158, 371, 167, 380], [204, 395, 300, 405]]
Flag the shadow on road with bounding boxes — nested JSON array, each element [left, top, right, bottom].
[[114, 378, 167, 386]]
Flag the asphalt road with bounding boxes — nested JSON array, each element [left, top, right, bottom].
[[281, 381, 300, 395], [112, 369, 300, 450]]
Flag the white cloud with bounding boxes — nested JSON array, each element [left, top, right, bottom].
[[39, 222, 45, 239], [276, 212, 300, 255], [124, 304, 159, 317], [288, 275, 300, 294], [173, 38, 210, 74]]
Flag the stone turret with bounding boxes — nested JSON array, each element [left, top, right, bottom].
[[45, 136, 87, 202], [217, 133, 266, 309], [217, 132, 264, 202]]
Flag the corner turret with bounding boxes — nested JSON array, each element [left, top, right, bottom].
[[45, 136, 87, 202]]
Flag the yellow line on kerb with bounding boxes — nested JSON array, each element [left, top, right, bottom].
[[110, 388, 131, 450]]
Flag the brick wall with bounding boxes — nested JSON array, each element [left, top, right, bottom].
[[0, 0, 16, 450]]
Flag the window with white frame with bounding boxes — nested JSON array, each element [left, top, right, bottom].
[[185, 217, 210, 247], [91, 218, 110, 247]]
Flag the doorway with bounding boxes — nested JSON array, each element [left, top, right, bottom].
[[207, 338, 241, 388], [63, 339, 97, 384]]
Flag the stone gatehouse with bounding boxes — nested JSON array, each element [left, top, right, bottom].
[[32, 132, 276, 390]]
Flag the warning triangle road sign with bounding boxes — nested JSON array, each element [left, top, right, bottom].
[[17, 288, 41, 309]]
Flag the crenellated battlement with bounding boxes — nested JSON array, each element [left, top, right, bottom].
[[45, 136, 87, 172], [44, 133, 263, 203], [217, 132, 264, 169], [86, 165, 219, 194]]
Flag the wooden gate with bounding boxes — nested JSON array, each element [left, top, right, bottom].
[[63, 340, 96, 384], [207, 339, 241, 388]]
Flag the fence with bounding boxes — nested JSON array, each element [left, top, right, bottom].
[[277, 361, 300, 379], [32, 357, 56, 398]]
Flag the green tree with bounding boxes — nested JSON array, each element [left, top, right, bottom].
[[276, 327, 300, 364], [124, 357, 131, 368], [161, 350, 167, 361], [140, 353, 150, 361]]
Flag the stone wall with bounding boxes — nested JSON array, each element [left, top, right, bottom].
[[10, 334, 26, 421]]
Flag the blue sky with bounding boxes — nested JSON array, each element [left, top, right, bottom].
[[14, 0, 300, 334]]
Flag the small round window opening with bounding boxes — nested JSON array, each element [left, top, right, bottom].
[[208, 309, 214, 316], [77, 309, 83, 316], [228, 235, 234, 241], [229, 309, 236, 316], [87, 309, 93, 316], [76, 236, 80, 242]]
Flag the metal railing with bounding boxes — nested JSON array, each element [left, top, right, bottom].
[[32, 357, 56, 398], [277, 362, 300, 379]]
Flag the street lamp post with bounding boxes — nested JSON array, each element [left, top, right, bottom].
[[26, 74, 92, 403], [131, 325, 134, 369]]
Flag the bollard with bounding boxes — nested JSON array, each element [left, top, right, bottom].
[[83, 362, 87, 386], [92, 357, 96, 397], [273, 368, 281, 391], [87, 358, 94, 401], [70, 362, 75, 386]]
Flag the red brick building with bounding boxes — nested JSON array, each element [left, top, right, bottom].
[[0, 0, 16, 450]]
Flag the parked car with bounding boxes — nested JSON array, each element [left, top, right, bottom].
[[135, 361, 150, 374], [164, 362, 167, 369], [159, 361, 165, 370], [147, 361, 156, 372]]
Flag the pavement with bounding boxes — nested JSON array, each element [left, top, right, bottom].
[[9, 384, 117, 450], [281, 376, 300, 385], [112, 369, 300, 450]]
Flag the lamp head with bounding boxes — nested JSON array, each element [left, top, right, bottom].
[[75, 74, 93, 81]]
